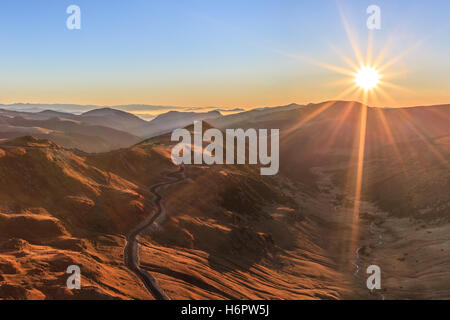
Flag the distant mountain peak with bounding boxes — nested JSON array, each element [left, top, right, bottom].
[[82, 107, 129, 116], [152, 110, 222, 122]]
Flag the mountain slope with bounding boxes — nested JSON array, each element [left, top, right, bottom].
[[134, 110, 222, 138], [0, 131, 353, 300], [80, 108, 149, 134], [0, 114, 141, 153], [1, 101, 449, 300], [0, 107, 225, 140], [0, 136, 164, 299]]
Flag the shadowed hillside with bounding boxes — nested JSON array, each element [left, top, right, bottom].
[[0, 101, 449, 300]]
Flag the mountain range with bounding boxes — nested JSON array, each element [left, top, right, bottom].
[[0, 107, 222, 152], [0, 101, 449, 299]]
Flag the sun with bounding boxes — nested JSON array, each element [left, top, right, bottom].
[[354, 66, 381, 91]]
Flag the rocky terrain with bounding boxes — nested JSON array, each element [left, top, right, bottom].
[[0, 101, 449, 299]]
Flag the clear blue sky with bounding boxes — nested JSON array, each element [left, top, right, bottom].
[[1, 0, 449, 107]]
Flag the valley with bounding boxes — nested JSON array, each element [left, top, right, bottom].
[[0, 101, 449, 299]]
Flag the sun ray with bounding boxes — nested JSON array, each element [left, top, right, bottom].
[[283, 4, 428, 277], [324, 101, 357, 149], [330, 45, 360, 71], [296, 55, 355, 76], [274, 49, 357, 77], [352, 98, 368, 222], [375, 86, 396, 105], [281, 85, 360, 139], [378, 80, 414, 94], [399, 109, 449, 166], [378, 40, 423, 72], [338, 6, 364, 65], [426, 107, 450, 121], [369, 87, 384, 107], [373, 34, 396, 67], [366, 31, 374, 66], [374, 108, 409, 173]]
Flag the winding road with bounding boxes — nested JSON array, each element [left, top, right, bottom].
[[124, 166, 186, 300]]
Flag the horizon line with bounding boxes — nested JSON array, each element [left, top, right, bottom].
[[1, 100, 450, 111]]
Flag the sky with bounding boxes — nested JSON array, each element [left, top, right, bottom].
[[1, 0, 450, 109]]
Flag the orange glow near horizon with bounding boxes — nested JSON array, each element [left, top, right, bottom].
[[279, 9, 429, 272], [279, 8, 450, 278]]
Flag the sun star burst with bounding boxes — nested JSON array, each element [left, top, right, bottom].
[[354, 66, 381, 91]]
